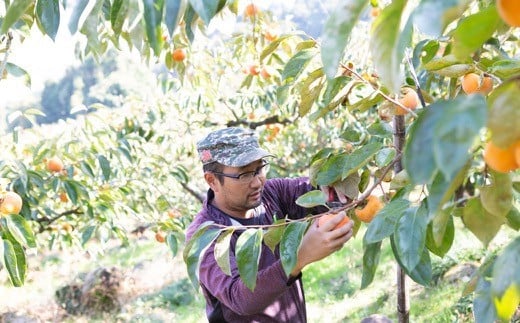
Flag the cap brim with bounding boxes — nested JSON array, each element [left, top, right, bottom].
[[224, 148, 275, 167]]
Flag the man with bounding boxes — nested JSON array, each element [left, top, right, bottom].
[[186, 127, 354, 322]]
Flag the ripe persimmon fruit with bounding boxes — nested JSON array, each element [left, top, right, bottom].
[[249, 65, 259, 76], [370, 7, 381, 18], [244, 3, 259, 17], [484, 141, 519, 173], [62, 223, 73, 232], [318, 212, 350, 230], [497, 0, 520, 27], [355, 195, 383, 223], [59, 192, 69, 203], [395, 89, 419, 115], [264, 30, 277, 42], [461, 73, 493, 95], [155, 231, 166, 243], [260, 66, 271, 79], [172, 48, 186, 62], [167, 209, 181, 219], [46, 156, 64, 173], [515, 142, 520, 167], [0, 191, 23, 215]]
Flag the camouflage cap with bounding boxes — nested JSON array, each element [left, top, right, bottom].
[[196, 127, 274, 167]]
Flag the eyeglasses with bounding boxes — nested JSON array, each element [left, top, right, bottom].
[[212, 163, 270, 184]]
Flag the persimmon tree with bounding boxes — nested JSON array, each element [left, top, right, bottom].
[[1, 0, 519, 322]]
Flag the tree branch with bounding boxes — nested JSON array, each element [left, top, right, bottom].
[[180, 182, 205, 203], [0, 32, 13, 84]]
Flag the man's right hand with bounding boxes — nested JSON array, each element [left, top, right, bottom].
[[290, 211, 354, 277]]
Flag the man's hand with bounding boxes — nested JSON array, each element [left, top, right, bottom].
[[290, 211, 354, 277]]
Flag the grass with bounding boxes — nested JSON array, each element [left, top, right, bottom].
[[0, 223, 517, 322]]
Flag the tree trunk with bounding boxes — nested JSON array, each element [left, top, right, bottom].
[[393, 115, 409, 323]]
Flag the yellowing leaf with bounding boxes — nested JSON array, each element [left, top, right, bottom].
[[493, 283, 520, 322]]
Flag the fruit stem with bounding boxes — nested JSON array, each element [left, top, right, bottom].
[[404, 50, 426, 108]]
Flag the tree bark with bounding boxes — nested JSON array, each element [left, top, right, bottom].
[[393, 115, 409, 323]]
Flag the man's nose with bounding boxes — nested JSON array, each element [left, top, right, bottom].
[[250, 174, 264, 187]]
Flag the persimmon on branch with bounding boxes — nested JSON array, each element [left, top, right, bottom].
[[340, 62, 419, 118]]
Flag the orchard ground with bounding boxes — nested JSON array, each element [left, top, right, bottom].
[[1, 219, 516, 322]]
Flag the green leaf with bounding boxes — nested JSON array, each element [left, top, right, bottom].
[[490, 237, 520, 322], [143, 0, 164, 56], [79, 0, 104, 54], [295, 190, 327, 208], [315, 142, 382, 186], [36, 0, 60, 40], [68, 0, 89, 34], [63, 180, 79, 204], [165, 0, 186, 37], [297, 68, 325, 116], [235, 229, 263, 291], [214, 229, 233, 276], [5, 214, 37, 249], [183, 222, 220, 289], [425, 208, 454, 257], [280, 222, 308, 276], [110, 0, 129, 37], [282, 49, 317, 82], [360, 240, 382, 289], [166, 233, 178, 257], [489, 59, 520, 79], [391, 234, 432, 286], [394, 205, 428, 271], [263, 223, 285, 253], [348, 92, 385, 113], [480, 171, 512, 218], [2, 239, 26, 287], [505, 206, 520, 231], [321, 0, 369, 78], [433, 95, 487, 181], [97, 154, 111, 181], [452, 6, 500, 60], [320, 76, 350, 108], [79, 160, 95, 178], [375, 147, 396, 168], [333, 172, 361, 200], [404, 102, 442, 185], [369, 0, 411, 93], [260, 34, 294, 62], [367, 120, 393, 138], [5, 63, 31, 87], [188, 0, 219, 25], [473, 266, 497, 323], [364, 198, 409, 243], [412, 0, 465, 37], [427, 161, 470, 218], [422, 54, 470, 71], [81, 225, 96, 246], [0, 0, 33, 34], [183, 3, 197, 42], [461, 198, 504, 247], [487, 79, 520, 148]]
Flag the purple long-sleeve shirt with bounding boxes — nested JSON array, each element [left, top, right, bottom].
[[185, 177, 321, 323]]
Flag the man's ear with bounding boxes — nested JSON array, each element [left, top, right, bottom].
[[204, 172, 220, 192]]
